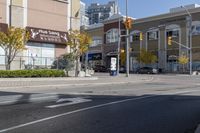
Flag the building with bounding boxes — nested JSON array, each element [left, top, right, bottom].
[[87, 1, 118, 25], [85, 4, 200, 73], [80, 1, 89, 27], [84, 14, 127, 69], [0, 0, 80, 70]]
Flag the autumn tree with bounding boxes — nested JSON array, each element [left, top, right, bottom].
[[0, 26, 30, 70], [178, 55, 189, 73], [66, 30, 92, 77], [137, 49, 157, 65]]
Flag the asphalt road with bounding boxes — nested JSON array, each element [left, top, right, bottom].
[[1, 92, 200, 133], [1, 75, 200, 133]]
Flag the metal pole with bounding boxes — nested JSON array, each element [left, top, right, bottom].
[[117, 14, 121, 75], [189, 16, 192, 75], [9, 0, 12, 26], [125, 0, 129, 77]]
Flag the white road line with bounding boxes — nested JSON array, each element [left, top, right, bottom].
[[0, 95, 155, 133]]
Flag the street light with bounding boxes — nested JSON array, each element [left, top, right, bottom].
[[181, 6, 192, 75]]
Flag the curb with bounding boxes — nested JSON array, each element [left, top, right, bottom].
[[0, 77, 99, 82], [0, 77, 154, 90]]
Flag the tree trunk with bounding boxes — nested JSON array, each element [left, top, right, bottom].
[[75, 57, 80, 77], [5, 55, 11, 70]]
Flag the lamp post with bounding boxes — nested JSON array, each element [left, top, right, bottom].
[[181, 6, 192, 75]]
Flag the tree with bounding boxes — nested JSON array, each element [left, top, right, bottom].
[[52, 53, 75, 71], [66, 30, 92, 77], [137, 49, 157, 65], [178, 55, 189, 73], [0, 26, 29, 70]]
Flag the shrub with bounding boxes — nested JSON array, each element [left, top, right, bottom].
[[0, 69, 65, 78]]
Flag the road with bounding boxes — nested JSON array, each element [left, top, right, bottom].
[[0, 75, 200, 133]]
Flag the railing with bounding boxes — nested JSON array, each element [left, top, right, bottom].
[[0, 55, 60, 70]]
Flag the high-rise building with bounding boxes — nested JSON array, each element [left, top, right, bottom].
[[87, 1, 118, 25], [80, 1, 89, 27]]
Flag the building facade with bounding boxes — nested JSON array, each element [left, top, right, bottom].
[[0, 0, 80, 70], [87, 1, 118, 25], [85, 4, 200, 73]]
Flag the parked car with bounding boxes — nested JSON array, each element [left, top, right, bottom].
[[136, 67, 158, 74], [93, 65, 108, 72]]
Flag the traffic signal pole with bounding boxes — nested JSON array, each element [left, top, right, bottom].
[[125, 0, 129, 77]]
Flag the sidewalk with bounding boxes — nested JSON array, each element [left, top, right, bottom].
[[0, 74, 153, 88]]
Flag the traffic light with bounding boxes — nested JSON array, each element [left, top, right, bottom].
[[124, 18, 133, 30], [140, 32, 143, 41], [120, 49, 125, 53], [168, 36, 172, 45]]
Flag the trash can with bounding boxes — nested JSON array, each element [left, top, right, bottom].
[[110, 70, 117, 76]]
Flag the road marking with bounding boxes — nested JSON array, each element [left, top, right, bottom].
[[0, 95, 155, 133], [46, 98, 92, 108]]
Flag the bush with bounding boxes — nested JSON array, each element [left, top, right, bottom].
[[0, 69, 65, 78]]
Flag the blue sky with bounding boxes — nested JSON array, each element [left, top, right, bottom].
[[82, 0, 200, 18]]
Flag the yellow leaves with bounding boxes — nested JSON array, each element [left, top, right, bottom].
[[0, 26, 30, 51], [178, 55, 189, 65], [66, 30, 92, 57], [137, 49, 157, 65]]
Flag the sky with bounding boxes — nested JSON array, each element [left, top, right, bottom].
[[82, 0, 200, 19]]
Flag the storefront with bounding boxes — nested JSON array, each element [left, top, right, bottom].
[[25, 27, 68, 67]]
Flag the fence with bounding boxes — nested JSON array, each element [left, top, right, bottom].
[[0, 55, 59, 70]]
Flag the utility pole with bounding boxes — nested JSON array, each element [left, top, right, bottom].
[[9, 0, 12, 27], [181, 6, 192, 75]]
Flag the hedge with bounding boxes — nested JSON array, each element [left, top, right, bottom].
[[0, 69, 65, 78]]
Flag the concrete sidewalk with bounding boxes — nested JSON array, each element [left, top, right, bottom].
[[0, 74, 153, 88]]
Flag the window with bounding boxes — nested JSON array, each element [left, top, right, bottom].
[[106, 29, 119, 43], [90, 37, 102, 47], [192, 21, 200, 35], [147, 31, 158, 40], [25, 43, 55, 66], [0, 47, 5, 65], [166, 29, 179, 38]]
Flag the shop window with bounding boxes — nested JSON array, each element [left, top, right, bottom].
[[106, 28, 119, 43]]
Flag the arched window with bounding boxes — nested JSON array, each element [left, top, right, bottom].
[[192, 21, 200, 35], [106, 28, 119, 43]]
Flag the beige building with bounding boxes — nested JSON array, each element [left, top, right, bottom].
[[85, 4, 200, 73], [0, 0, 80, 70]]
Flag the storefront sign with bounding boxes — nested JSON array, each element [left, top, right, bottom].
[[27, 27, 68, 44]]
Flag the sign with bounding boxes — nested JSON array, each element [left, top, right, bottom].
[[110, 57, 117, 71], [27, 27, 68, 44]]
